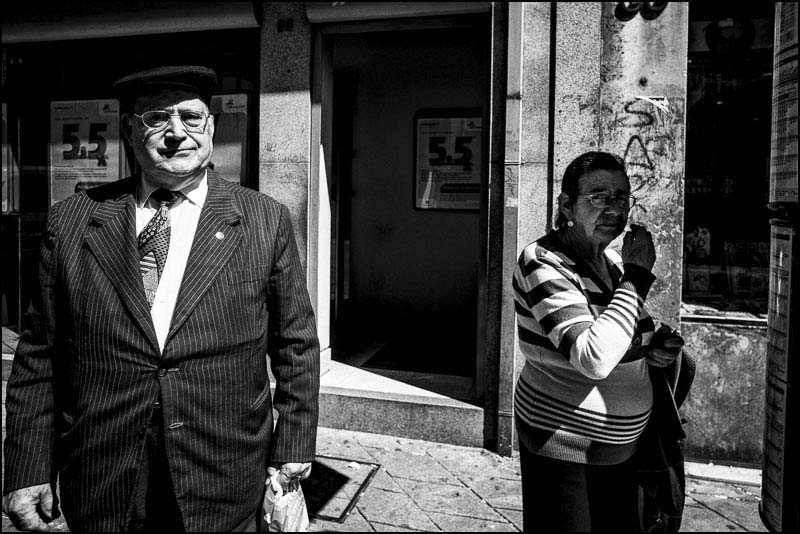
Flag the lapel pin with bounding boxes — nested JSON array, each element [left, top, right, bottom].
[[215, 232, 225, 240]]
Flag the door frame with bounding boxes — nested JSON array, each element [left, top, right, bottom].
[[308, 8, 504, 447]]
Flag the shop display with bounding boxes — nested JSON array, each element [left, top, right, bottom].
[[683, 8, 775, 315]]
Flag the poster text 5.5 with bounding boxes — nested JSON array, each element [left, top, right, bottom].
[[62, 122, 108, 166], [428, 136, 473, 171]]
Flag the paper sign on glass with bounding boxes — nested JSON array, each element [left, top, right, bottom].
[[414, 114, 482, 210], [210, 93, 249, 184], [49, 99, 121, 205]]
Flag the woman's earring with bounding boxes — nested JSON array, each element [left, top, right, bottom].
[[567, 220, 574, 228]]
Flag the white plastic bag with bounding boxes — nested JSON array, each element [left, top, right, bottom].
[[263, 476, 310, 532]]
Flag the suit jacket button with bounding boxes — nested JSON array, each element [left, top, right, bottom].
[[158, 368, 168, 377]]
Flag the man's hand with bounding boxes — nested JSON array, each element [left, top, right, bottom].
[[267, 462, 312, 492], [2, 484, 58, 531]]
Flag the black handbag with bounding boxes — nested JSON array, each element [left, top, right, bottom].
[[635, 349, 696, 533]]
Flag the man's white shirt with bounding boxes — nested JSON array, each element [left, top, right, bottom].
[[135, 173, 207, 353]]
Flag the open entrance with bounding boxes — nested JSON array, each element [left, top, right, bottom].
[[327, 23, 490, 403]]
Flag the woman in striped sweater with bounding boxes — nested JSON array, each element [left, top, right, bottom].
[[513, 151, 684, 532]]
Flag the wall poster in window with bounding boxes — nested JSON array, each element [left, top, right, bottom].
[[49, 100, 121, 205], [762, 223, 794, 533], [770, 2, 798, 204], [767, 225, 793, 381], [414, 110, 482, 210], [2, 103, 21, 213], [210, 93, 248, 184]]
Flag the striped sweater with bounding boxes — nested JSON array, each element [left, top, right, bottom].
[[513, 231, 658, 465]]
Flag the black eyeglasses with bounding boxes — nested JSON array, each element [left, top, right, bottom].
[[133, 110, 209, 132], [580, 193, 637, 209]]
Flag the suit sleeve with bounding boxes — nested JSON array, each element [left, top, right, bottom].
[[266, 205, 321, 464], [3, 204, 61, 493]]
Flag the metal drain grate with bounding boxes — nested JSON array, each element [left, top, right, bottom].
[[301, 454, 381, 523]]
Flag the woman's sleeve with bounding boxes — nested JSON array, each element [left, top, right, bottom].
[[514, 249, 655, 380]]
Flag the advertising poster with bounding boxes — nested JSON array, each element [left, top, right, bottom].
[[49, 99, 121, 205], [210, 93, 248, 184], [770, 2, 799, 204], [762, 223, 795, 533], [2, 103, 20, 213], [767, 225, 793, 381], [414, 114, 482, 210], [762, 373, 786, 532]]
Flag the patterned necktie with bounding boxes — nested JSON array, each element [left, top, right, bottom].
[[139, 188, 180, 307]]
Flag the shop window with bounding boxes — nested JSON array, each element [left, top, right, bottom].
[[683, 4, 774, 318], [1, 28, 259, 330]]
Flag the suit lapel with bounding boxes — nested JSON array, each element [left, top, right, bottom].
[[166, 175, 243, 346], [83, 179, 160, 354]]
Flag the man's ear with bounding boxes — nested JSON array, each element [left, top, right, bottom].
[[119, 114, 140, 176], [206, 113, 215, 139], [120, 113, 133, 146]]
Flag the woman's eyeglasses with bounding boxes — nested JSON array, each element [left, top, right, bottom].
[[134, 110, 209, 132], [581, 193, 637, 209]]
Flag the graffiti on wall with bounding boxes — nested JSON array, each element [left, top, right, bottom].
[[597, 0, 687, 326], [607, 95, 683, 220]]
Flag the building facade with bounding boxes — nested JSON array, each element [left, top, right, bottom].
[[2, 2, 777, 462]]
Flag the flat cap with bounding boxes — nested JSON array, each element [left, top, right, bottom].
[[113, 65, 218, 102]]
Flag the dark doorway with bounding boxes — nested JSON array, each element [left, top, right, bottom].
[[328, 24, 490, 401]]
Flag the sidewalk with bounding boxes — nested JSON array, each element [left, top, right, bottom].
[[306, 427, 766, 532], [1, 425, 767, 532], [2, 324, 767, 532]]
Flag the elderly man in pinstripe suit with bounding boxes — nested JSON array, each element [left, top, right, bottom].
[[2, 66, 320, 532]]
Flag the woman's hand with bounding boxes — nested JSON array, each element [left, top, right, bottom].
[[622, 224, 656, 271], [646, 324, 684, 368]]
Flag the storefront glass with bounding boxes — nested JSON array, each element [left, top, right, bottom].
[[1, 28, 259, 330], [684, 4, 775, 316]]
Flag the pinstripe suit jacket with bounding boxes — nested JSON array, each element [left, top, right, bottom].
[[3, 174, 320, 532]]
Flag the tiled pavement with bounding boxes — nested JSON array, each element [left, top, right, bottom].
[[307, 427, 766, 533], [1, 324, 769, 532], [2, 425, 767, 532], [310, 428, 524, 532]]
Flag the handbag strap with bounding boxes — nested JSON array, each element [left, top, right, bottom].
[[673, 348, 695, 410]]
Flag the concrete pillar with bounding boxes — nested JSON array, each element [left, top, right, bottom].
[[259, 2, 331, 371], [259, 3, 311, 262], [518, 2, 555, 249], [551, 2, 688, 326], [506, 1, 688, 451], [492, 0, 555, 456], [598, 2, 689, 327], [553, 2, 604, 191], [497, 2, 555, 455], [484, 0, 510, 453], [494, 0, 520, 456]]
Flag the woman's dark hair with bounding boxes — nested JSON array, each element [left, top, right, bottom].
[[554, 151, 628, 229]]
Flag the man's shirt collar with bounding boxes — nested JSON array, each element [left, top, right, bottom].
[[137, 170, 208, 209]]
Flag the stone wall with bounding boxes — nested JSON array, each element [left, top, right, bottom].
[[550, 2, 689, 326], [680, 322, 767, 465], [514, 3, 767, 465]]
